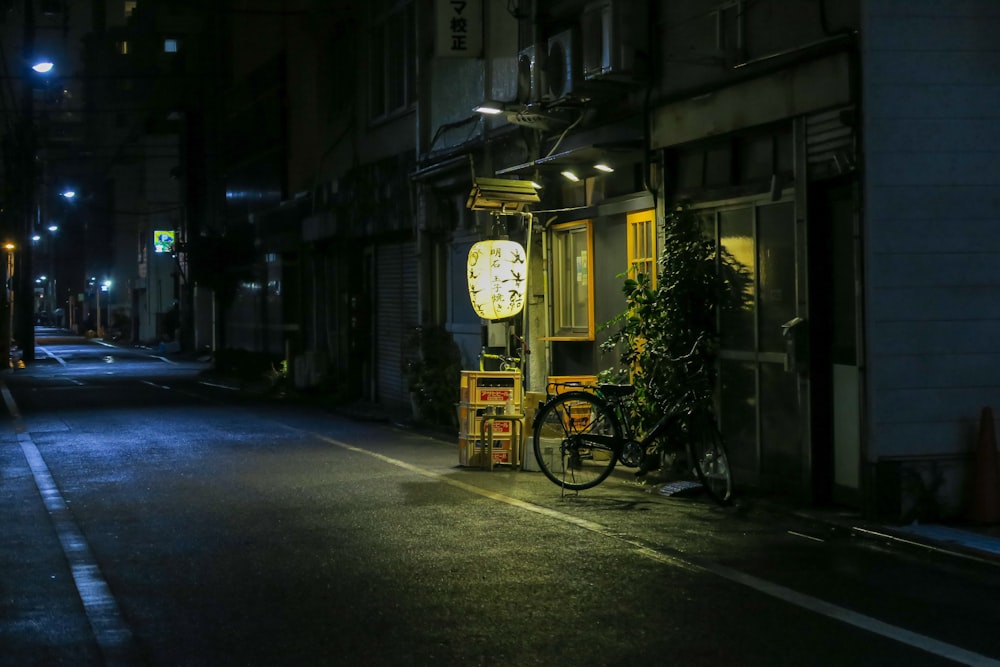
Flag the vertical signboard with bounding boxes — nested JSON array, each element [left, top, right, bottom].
[[154, 230, 175, 254], [436, 0, 482, 58]]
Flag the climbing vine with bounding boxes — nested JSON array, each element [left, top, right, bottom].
[[601, 204, 748, 445]]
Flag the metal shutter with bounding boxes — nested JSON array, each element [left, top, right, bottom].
[[375, 241, 418, 407]]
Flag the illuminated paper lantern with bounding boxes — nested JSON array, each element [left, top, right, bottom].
[[467, 239, 526, 320]]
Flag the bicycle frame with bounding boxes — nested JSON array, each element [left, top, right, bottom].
[[533, 335, 733, 501], [576, 389, 683, 465]]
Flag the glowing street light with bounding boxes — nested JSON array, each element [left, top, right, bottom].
[[101, 280, 112, 337]]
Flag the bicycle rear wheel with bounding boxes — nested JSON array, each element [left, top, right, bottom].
[[687, 413, 733, 504], [532, 391, 621, 491]]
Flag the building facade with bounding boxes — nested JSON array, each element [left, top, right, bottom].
[[5, 0, 999, 520], [409, 0, 1000, 519]]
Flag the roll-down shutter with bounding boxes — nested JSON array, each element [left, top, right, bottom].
[[375, 241, 418, 407]]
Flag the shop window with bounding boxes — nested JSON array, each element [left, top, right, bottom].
[[626, 209, 656, 287], [550, 220, 594, 339], [369, 0, 416, 121]]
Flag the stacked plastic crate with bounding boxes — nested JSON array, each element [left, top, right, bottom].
[[457, 370, 522, 466]]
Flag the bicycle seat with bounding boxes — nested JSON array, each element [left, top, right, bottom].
[[598, 384, 635, 398]]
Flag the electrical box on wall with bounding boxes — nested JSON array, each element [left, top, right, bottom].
[[487, 321, 507, 347], [581, 0, 649, 82]]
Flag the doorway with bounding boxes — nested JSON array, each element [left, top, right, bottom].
[[700, 196, 807, 497]]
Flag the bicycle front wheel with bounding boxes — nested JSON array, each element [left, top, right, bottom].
[[532, 391, 621, 491], [687, 414, 733, 504]]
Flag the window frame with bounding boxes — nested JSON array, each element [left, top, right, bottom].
[[626, 209, 656, 288], [368, 0, 416, 123], [546, 219, 595, 340]]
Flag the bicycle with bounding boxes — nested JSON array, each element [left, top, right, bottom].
[[479, 347, 522, 372], [478, 333, 528, 372], [530, 338, 733, 504]]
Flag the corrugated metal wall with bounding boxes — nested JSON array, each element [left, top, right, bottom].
[[375, 241, 418, 407]]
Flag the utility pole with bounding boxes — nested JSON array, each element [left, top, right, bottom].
[[15, 0, 37, 362]]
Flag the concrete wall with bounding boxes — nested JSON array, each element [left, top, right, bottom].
[[862, 0, 1000, 460], [658, 0, 859, 97]]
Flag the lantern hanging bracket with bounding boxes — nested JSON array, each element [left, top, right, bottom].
[[466, 177, 540, 214]]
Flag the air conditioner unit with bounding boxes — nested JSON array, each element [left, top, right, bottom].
[[516, 45, 546, 104], [546, 29, 581, 100], [581, 0, 648, 82]]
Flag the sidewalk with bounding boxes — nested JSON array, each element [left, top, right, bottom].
[[26, 327, 1000, 568]]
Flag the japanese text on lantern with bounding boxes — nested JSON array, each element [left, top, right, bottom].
[[467, 240, 526, 320]]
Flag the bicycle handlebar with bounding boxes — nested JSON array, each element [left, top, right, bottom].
[[479, 347, 522, 371]]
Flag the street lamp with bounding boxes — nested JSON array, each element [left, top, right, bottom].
[[31, 60, 54, 74], [102, 280, 111, 337], [4, 242, 15, 368]]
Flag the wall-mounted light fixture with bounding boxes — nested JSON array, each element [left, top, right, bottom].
[[473, 101, 505, 115], [560, 170, 580, 182], [593, 161, 614, 173], [473, 99, 578, 131]]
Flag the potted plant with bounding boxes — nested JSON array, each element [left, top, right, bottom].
[[403, 325, 462, 428], [600, 203, 750, 448]]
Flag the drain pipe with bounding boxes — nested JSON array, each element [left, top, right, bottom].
[[520, 212, 534, 392]]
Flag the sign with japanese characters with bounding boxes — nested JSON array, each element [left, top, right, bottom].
[[154, 230, 175, 254], [436, 0, 482, 58]]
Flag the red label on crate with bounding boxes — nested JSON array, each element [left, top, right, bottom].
[[484, 420, 511, 435], [478, 388, 513, 403]]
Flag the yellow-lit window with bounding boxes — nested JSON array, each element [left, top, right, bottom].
[[627, 209, 656, 287], [117, 40, 129, 55], [550, 220, 594, 339], [625, 209, 656, 371], [124, 1, 137, 18]]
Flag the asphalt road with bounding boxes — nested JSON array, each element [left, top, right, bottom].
[[3, 334, 1000, 666]]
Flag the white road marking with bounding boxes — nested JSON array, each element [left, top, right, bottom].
[[2, 383, 141, 666], [36, 345, 68, 366], [318, 434, 1000, 667]]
